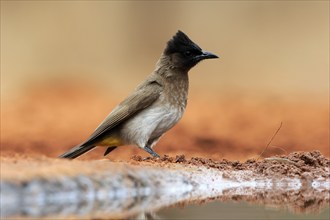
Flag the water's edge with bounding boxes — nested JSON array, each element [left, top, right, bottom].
[[1, 161, 329, 219]]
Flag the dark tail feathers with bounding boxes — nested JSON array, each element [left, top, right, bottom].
[[59, 144, 95, 159]]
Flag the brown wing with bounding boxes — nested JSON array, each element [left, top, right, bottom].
[[82, 80, 162, 146]]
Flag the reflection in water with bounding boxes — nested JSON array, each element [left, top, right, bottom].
[[1, 173, 329, 219], [157, 183, 329, 219], [158, 199, 330, 220]]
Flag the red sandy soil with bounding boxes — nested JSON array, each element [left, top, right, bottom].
[[1, 82, 329, 161], [1, 151, 328, 181]]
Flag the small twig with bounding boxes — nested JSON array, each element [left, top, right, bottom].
[[269, 145, 287, 154], [257, 122, 283, 161]]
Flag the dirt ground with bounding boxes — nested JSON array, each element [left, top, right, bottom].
[[1, 82, 329, 161], [2, 151, 328, 181]]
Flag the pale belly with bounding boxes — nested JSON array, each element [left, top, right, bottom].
[[120, 104, 184, 148]]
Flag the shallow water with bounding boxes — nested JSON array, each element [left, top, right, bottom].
[[158, 201, 330, 220], [2, 181, 329, 219], [4, 196, 329, 219]]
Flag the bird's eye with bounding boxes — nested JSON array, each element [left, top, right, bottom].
[[184, 50, 192, 57]]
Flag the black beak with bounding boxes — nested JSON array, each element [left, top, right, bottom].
[[201, 51, 219, 59], [191, 51, 219, 66]]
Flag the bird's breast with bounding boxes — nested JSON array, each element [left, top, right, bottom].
[[152, 103, 185, 135], [120, 101, 185, 147]]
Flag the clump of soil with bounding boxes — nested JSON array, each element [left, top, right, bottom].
[[131, 151, 329, 179]]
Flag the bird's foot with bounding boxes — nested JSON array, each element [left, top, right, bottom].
[[142, 156, 153, 161], [143, 146, 160, 158]]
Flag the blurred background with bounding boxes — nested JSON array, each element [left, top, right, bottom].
[[1, 1, 329, 160]]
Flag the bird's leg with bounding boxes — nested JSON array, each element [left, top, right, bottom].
[[143, 145, 160, 158], [104, 146, 117, 156]]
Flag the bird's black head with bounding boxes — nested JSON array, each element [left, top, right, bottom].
[[164, 30, 218, 70]]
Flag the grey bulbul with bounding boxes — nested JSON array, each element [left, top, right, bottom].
[[59, 30, 218, 159]]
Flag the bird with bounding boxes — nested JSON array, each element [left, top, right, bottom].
[[59, 30, 218, 159]]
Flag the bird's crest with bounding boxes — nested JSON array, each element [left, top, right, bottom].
[[164, 30, 201, 55]]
